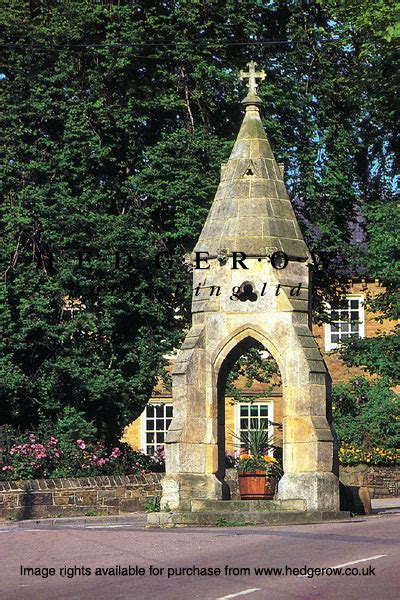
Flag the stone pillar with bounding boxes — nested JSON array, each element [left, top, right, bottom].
[[161, 328, 222, 510]]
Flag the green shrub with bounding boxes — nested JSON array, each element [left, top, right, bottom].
[[332, 377, 399, 454]]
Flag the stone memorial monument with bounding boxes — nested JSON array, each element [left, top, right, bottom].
[[160, 61, 340, 516]]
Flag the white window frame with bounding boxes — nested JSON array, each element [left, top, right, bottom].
[[140, 402, 173, 455], [324, 294, 365, 352], [234, 400, 274, 456]]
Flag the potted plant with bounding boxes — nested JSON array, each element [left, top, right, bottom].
[[234, 426, 283, 500]]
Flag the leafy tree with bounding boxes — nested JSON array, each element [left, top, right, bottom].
[[338, 333, 400, 386], [0, 0, 398, 442], [332, 377, 399, 450], [225, 349, 280, 406]]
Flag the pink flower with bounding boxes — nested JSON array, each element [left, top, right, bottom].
[[110, 447, 122, 459], [2, 465, 13, 471], [89, 454, 109, 466], [29, 434, 36, 442], [76, 439, 86, 450], [49, 436, 58, 445]]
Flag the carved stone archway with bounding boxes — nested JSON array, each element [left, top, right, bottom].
[[214, 328, 279, 493]]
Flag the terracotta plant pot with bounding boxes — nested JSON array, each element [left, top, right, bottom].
[[238, 470, 276, 500]]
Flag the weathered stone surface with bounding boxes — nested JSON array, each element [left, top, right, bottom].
[[97, 490, 117, 499], [161, 473, 222, 511], [53, 493, 76, 506], [194, 103, 310, 261], [146, 510, 351, 528], [278, 472, 340, 511], [75, 491, 98, 506], [19, 492, 53, 506], [0, 474, 163, 520], [119, 499, 141, 512], [190, 498, 306, 512]]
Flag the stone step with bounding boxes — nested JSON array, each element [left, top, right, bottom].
[[190, 498, 306, 513], [147, 510, 351, 528]]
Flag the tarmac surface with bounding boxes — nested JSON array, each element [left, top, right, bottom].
[[0, 499, 399, 600]]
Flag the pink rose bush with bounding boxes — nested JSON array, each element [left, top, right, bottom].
[[1, 434, 165, 480], [0, 408, 165, 481]]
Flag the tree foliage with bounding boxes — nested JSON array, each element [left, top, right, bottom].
[[225, 349, 280, 405], [338, 332, 400, 385], [332, 377, 399, 450], [1, 1, 398, 440]]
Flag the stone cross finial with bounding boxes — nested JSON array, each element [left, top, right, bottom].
[[239, 60, 266, 99]]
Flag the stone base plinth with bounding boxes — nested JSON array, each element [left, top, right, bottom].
[[277, 472, 340, 511], [147, 510, 351, 528], [190, 498, 306, 512], [161, 474, 222, 511]]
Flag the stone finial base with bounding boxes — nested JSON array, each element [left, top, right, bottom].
[[277, 472, 340, 511], [161, 474, 223, 511]]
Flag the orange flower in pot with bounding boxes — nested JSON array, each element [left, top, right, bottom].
[[234, 425, 283, 500]]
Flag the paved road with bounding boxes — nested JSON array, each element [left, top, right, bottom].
[[1, 502, 399, 600]]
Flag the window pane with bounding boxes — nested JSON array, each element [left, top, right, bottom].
[[250, 405, 258, 416], [240, 419, 248, 430], [350, 300, 359, 309], [331, 322, 339, 332], [260, 418, 269, 429], [341, 333, 350, 339], [240, 405, 249, 416], [144, 404, 172, 455], [341, 322, 349, 332], [352, 323, 359, 332], [260, 405, 269, 416], [350, 311, 359, 321], [331, 334, 339, 343]]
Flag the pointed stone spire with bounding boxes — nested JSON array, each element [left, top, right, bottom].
[[194, 62, 310, 262]]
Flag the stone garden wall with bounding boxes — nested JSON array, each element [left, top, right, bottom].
[[0, 466, 398, 520], [339, 464, 399, 498], [0, 473, 162, 520]]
